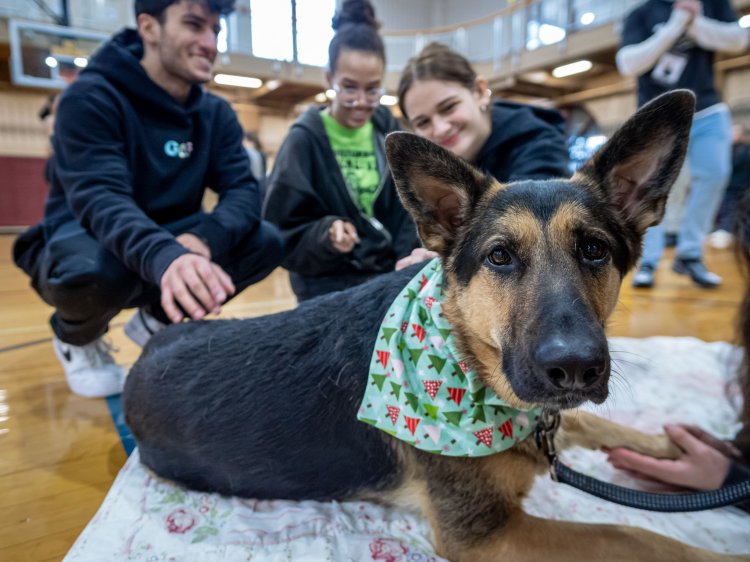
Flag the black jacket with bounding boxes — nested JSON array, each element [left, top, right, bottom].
[[263, 105, 420, 279], [20, 29, 260, 286], [476, 101, 569, 181]]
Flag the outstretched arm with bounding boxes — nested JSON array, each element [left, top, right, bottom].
[[687, 15, 749, 53]]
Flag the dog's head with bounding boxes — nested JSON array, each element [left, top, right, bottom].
[[386, 90, 694, 410]]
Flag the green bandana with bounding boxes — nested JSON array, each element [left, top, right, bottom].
[[357, 259, 542, 456]]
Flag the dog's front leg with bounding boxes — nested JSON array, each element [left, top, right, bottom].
[[555, 410, 680, 459]]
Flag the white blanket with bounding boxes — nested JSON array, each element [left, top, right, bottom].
[[65, 337, 749, 561]]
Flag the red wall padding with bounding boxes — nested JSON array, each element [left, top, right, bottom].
[[0, 156, 48, 227]]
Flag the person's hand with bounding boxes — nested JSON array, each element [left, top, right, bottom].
[[674, 0, 702, 23], [160, 253, 235, 323], [395, 247, 439, 270], [605, 424, 733, 491], [176, 233, 211, 259], [328, 220, 359, 253]]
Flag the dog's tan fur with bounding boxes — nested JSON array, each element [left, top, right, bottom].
[[384, 91, 749, 561]]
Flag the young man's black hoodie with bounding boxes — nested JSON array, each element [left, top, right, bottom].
[[19, 29, 260, 287]]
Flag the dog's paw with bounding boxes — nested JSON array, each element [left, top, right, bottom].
[[623, 432, 681, 460]]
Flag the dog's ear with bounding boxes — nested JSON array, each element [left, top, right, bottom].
[[386, 132, 491, 253], [576, 90, 695, 234]]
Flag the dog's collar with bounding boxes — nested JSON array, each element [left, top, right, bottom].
[[357, 259, 542, 456]]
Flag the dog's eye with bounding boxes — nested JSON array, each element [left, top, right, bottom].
[[487, 247, 512, 267], [581, 238, 609, 262]]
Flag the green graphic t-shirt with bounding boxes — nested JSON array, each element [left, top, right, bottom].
[[322, 112, 381, 217]]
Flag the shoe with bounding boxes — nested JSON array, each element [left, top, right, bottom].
[[124, 307, 166, 347], [672, 257, 722, 288], [52, 336, 126, 398], [706, 229, 734, 250], [631, 264, 655, 288], [665, 233, 678, 248]]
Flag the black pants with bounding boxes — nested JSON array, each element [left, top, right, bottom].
[[18, 220, 283, 346]]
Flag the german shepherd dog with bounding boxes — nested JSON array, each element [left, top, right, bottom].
[[124, 91, 748, 561]]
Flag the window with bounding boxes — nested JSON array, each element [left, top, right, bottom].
[[250, 0, 293, 61], [295, 0, 336, 67]]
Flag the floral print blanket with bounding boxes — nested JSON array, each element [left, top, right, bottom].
[[65, 337, 749, 561]]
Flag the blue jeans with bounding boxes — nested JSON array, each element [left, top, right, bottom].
[[640, 106, 732, 266]]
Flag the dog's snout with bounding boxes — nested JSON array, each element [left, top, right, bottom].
[[534, 337, 608, 391]]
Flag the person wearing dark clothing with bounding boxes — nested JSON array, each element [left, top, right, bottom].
[[12, 0, 282, 398], [264, 0, 420, 302], [397, 42, 568, 183], [264, 104, 419, 300], [617, 0, 748, 288]]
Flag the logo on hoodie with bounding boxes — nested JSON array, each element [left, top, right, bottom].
[[164, 140, 194, 159]]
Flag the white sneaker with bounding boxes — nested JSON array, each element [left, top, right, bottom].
[[124, 308, 166, 347], [52, 336, 126, 398], [707, 229, 734, 250]]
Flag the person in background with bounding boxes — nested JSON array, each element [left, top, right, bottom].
[[617, 0, 749, 289], [707, 123, 750, 249], [243, 130, 267, 199], [12, 0, 282, 398], [263, 0, 420, 302], [394, 42, 569, 269], [397, 42, 568, 187]]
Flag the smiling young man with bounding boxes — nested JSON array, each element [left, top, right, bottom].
[[12, 0, 283, 398]]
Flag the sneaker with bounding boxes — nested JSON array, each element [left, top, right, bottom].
[[672, 257, 722, 288], [52, 336, 126, 398], [707, 229, 734, 250], [631, 264, 655, 288], [124, 307, 166, 347]]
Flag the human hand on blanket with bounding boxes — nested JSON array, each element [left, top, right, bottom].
[[604, 424, 740, 491]]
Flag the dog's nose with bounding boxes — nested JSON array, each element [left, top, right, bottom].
[[534, 337, 608, 390]]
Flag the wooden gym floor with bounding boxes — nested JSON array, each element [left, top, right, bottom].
[[0, 234, 744, 561]]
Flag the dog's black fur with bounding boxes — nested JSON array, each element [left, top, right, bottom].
[[124, 91, 749, 561], [127, 265, 417, 499]]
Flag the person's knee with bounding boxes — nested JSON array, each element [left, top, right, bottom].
[[44, 251, 139, 313]]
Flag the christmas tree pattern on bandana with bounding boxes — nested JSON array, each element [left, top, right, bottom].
[[357, 259, 542, 456]]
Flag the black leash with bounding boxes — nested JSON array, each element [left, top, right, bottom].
[[535, 410, 750, 512]]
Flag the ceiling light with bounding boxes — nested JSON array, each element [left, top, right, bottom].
[[213, 73, 262, 88], [265, 79, 282, 91], [380, 94, 397, 106], [326, 89, 336, 99], [538, 23, 566, 45], [580, 12, 595, 26], [73, 57, 88, 68], [45, 56, 58, 68], [552, 60, 592, 78], [314, 92, 328, 103], [740, 14, 750, 28]]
